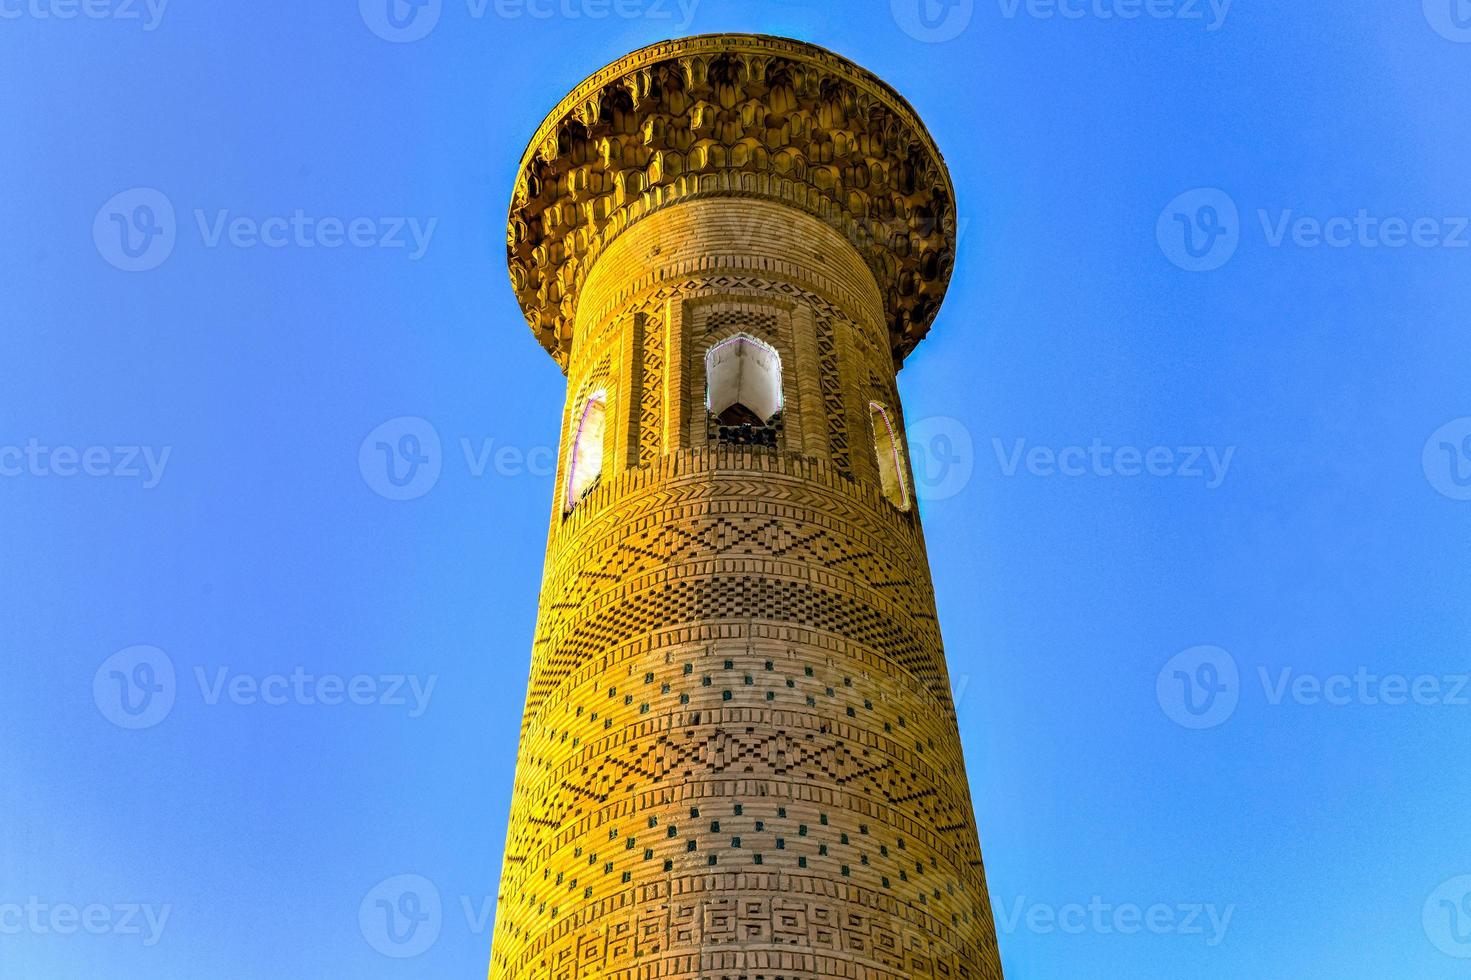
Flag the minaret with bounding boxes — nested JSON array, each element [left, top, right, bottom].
[[492, 35, 1003, 980]]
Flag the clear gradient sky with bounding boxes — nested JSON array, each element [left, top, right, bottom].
[[3, 1, 1470, 978]]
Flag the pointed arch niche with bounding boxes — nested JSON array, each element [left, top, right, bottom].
[[565, 388, 607, 512], [868, 401, 911, 511]]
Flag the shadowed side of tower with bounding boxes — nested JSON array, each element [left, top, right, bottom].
[[492, 35, 1003, 980]]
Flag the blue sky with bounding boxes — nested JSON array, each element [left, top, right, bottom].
[[2, 1, 1470, 977]]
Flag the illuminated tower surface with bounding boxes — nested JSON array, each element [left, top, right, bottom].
[[492, 34, 1003, 980]]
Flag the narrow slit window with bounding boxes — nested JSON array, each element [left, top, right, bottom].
[[565, 389, 606, 511], [706, 334, 782, 446], [869, 401, 910, 510]]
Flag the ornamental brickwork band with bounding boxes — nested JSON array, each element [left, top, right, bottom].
[[491, 34, 1004, 980]]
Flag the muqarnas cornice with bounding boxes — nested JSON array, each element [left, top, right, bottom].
[[507, 34, 958, 371]]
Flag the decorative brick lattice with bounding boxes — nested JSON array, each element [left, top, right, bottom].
[[815, 307, 852, 478], [639, 318, 663, 466]]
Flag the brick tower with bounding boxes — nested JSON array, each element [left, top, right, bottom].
[[492, 35, 1003, 980]]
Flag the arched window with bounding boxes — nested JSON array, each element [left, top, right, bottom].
[[869, 401, 910, 510], [706, 335, 782, 445], [565, 389, 606, 512]]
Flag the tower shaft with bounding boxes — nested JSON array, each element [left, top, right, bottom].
[[494, 36, 1003, 980]]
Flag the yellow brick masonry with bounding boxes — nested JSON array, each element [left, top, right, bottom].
[[492, 34, 1004, 980]]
